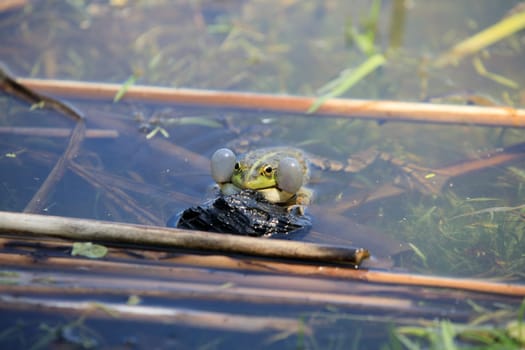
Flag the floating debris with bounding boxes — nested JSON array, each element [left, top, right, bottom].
[[71, 242, 108, 259]]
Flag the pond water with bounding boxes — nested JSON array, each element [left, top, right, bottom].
[[0, 1, 524, 349]]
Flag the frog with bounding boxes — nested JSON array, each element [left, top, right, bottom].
[[211, 147, 313, 209]]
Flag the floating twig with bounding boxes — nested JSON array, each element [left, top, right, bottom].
[[23, 147, 197, 222], [16, 78, 525, 128], [0, 0, 26, 13], [333, 141, 525, 213], [0, 228, 524, 297], [0, 263, 420, 316], [360, 270, 525, 297], [0, 126, 118, 138], [69, 162, 163, 225], [0, 294, 307, 334], [84, 109, 210, 171], [23, 121, 86, 213], [0, 67, 88, 213], [2, 69, 85, 122]]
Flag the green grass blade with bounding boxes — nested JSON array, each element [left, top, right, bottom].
[[435, 10, 525, 66], [113, 73, 139, 103], [307, 53, 386, 113], [472, 56, 519, 89]]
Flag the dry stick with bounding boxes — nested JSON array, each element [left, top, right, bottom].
[[17, 78, 525, 128], [88, 109, 210, 171], [1, 211, 525, 296], [69, 162, 198, 205], [85, 108, 210, 171], [0, 69, 89, 213], [0, 276, 416, 317], [0, 294, 306, 334], [0, 249, 513, 317], [360, 271, 525, 297], [0, 236, 399, 297], [1, 72, 85, 123], [0, 237, 419, 297], [0, 0, 27, 13], [0, 126, 118, 138], [148, 135, 210, 171], [0, 257, 415, 311], [69, 161, 163, 225], [24, 121, 86, 213], [24, 149, 195, 224], [0, 246, 505, 308], [0, 237, 392, 294], [333, 142, 525, 213], [0, 211, 370, 266], [25, 144, 198, 213], [436, 142, 525, 177]]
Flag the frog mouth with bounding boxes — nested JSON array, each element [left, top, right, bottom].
[[244, 185, 279, 192], [231, 176, 277, 191], [241, 181, 280, 191]]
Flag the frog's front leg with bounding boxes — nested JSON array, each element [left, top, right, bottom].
[[285, 186, 313, 216]]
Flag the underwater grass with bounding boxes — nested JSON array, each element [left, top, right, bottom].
[[113, 72, 140, 103], [388, 187, 525, 279], [472, 56, 519, 89], [307, 53, 386, 113], [435, 9, 525, 67], [394, 299, 525, 349], [309, 0, 386, 113]]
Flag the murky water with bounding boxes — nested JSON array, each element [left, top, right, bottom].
[[0, 1, 524, 349]]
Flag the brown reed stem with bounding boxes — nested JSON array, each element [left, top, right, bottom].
[[0, 126, 118, 138], [0, 294, 307, 334], [1, 67, 88, 214], [23, 121, 86, 213], [333, 141, 525, 213], [1, 211, 524, 296], [17, 77, 525, 128]]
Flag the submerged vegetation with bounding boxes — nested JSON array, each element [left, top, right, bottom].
[[394, 299, 525, 350]]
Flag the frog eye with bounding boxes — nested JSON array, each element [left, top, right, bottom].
[[276, 157, 303, 193], [263, 165, 273, 176], [211, 148, 236, 183]]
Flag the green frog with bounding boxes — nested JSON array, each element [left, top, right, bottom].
[[211, 147, 314, 208]]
